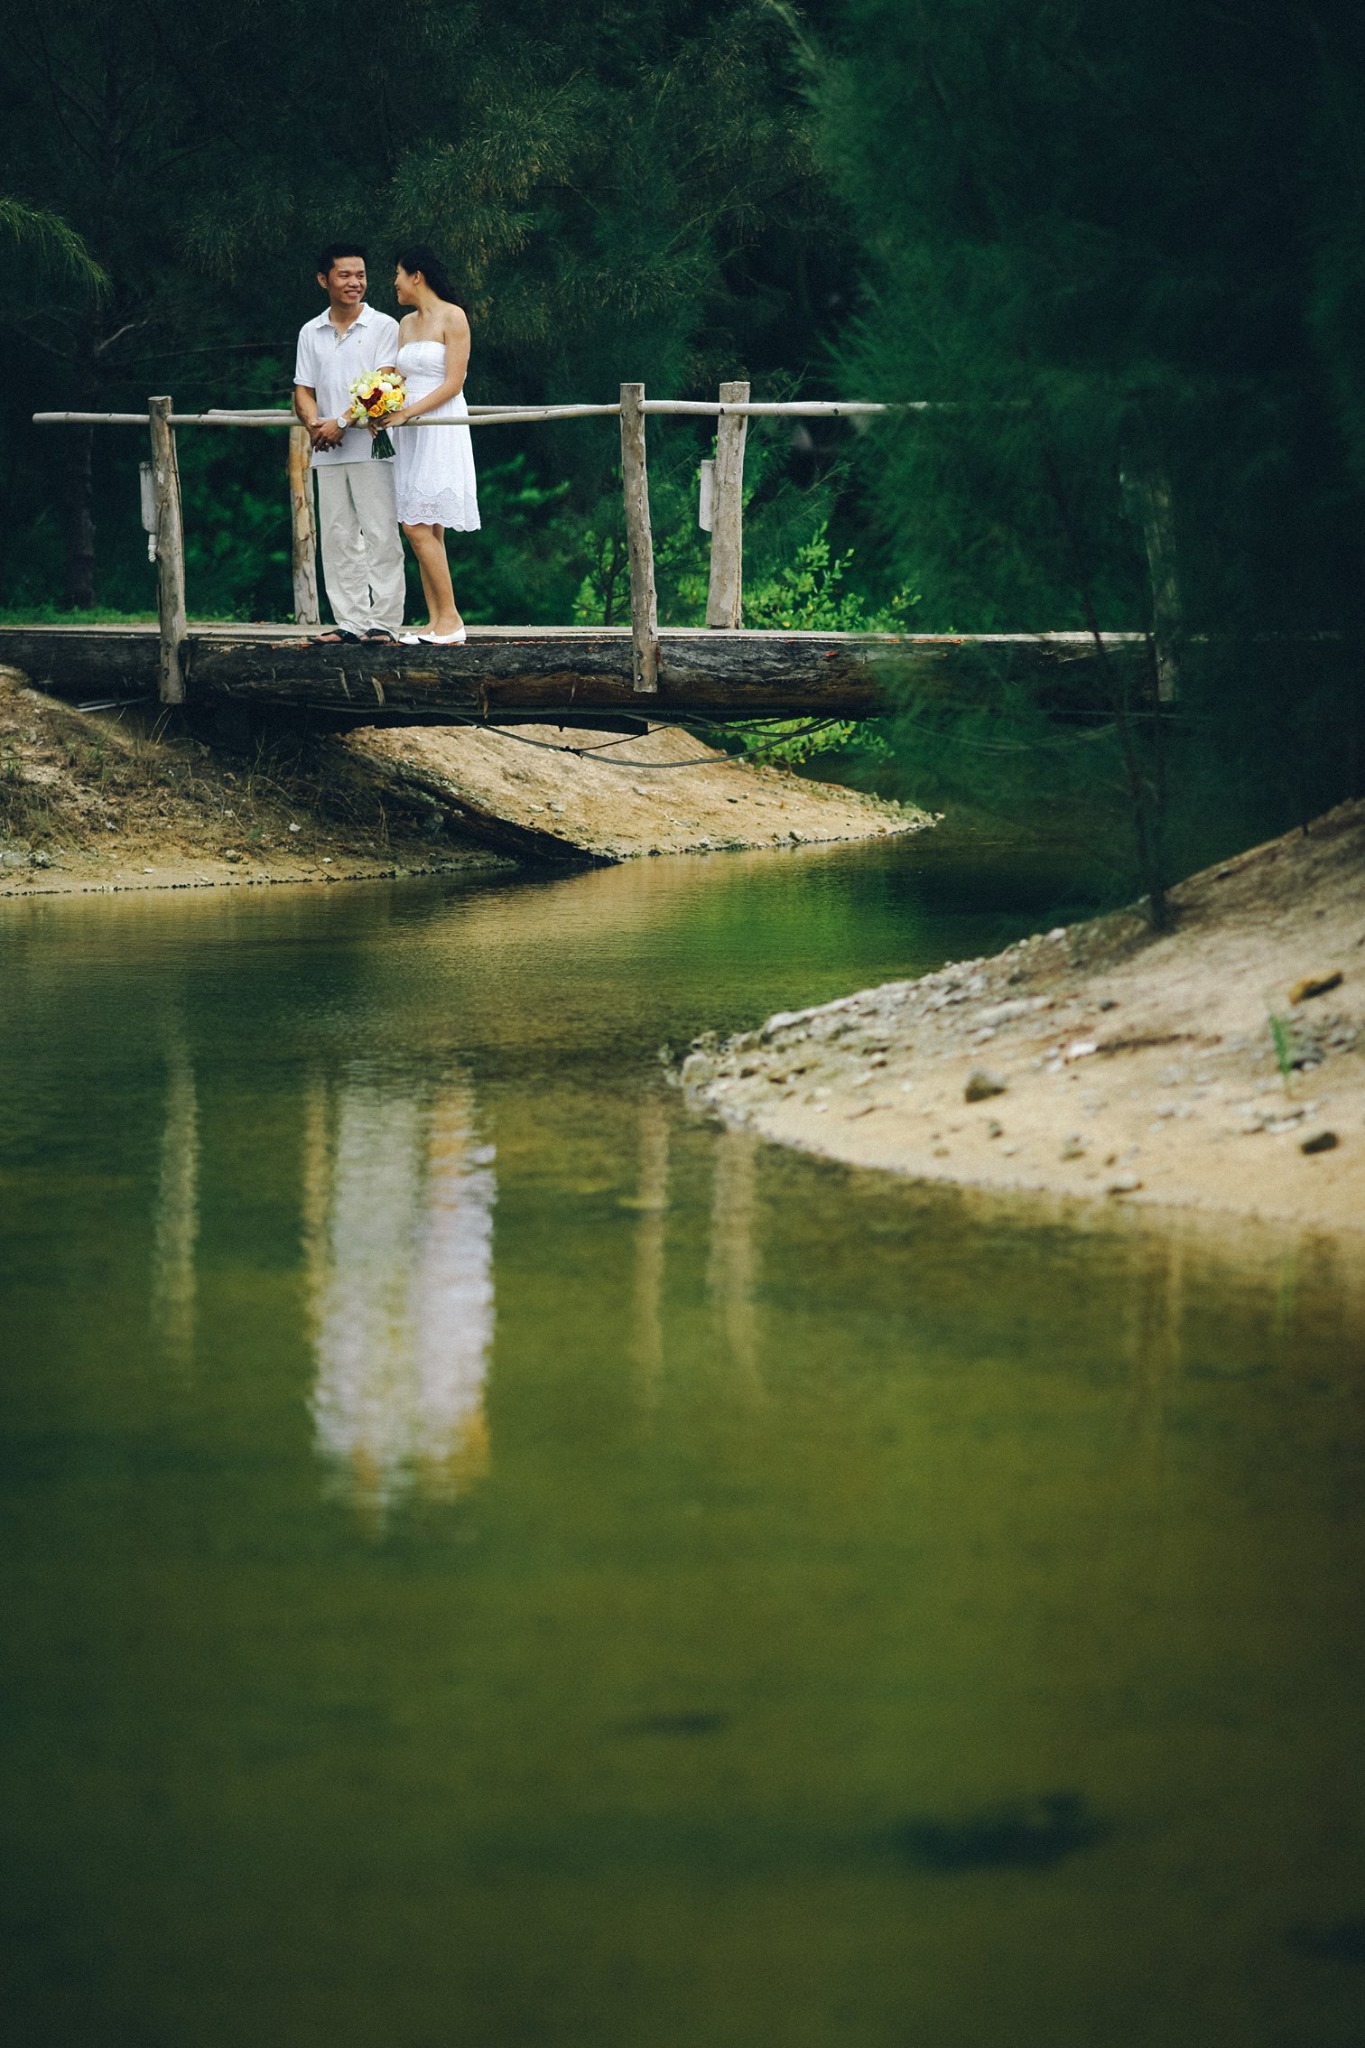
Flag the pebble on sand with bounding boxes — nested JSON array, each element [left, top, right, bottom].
[[965, 1070, 1007, 1102], [1289, 970, 1344, 1004]]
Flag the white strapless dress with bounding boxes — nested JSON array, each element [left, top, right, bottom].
[[392, 339, 481, 530]]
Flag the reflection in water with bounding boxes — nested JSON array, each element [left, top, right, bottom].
[[630, 1093, 670, 1405], [706, 1124, 763, 1400], [150, 1040, 199, 1370], [305, 1070, 495, 1515], [10, 861, 1365, 2048], [1126, 1235, 1186, 1466]]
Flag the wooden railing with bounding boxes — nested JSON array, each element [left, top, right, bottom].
[[33, 384, 897, 704]]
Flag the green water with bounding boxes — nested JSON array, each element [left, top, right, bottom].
[[2, 843, 1363, 2048]]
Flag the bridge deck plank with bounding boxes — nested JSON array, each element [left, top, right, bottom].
[[0, 624, 1144, 723]]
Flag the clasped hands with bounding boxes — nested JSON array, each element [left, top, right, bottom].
[[308, 407, 420, 447]]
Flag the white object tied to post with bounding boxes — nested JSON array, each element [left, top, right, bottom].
[[139, 463, 157, 563]]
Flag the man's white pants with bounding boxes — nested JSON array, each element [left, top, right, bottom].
[[315, 461, 406, 637]]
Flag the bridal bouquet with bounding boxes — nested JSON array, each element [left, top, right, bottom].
[[347, 369, 406, 459]]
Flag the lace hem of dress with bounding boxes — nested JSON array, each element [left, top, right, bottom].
[[396, 488, 481, 530]]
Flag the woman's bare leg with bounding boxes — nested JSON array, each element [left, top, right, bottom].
[[402, 522, 462, 634]]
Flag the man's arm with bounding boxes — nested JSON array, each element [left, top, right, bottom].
[[376, 314, 402, 367], [294, 383, 345, 449]]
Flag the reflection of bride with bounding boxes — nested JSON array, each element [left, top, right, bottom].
[[304, 1070, 495, 1514]]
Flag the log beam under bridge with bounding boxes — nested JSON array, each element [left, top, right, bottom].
[[0, 623, 1145, 725]]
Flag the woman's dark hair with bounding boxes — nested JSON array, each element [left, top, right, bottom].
[[396, 244, 458, 303]]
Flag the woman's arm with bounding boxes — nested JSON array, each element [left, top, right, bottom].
[[372, 311, 409, 381], [390, 306, 470, 425]]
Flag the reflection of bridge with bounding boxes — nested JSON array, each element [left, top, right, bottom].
[[18, 382, 1152, 727], [145, 1036, 765, 1517]]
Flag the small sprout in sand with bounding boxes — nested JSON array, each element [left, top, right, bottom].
[[1268, 1012, 1296, 1084]]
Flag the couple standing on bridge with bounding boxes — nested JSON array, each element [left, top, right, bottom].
[[293, 242, 480, 647]]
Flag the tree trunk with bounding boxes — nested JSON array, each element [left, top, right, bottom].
[[63, 425, 96, 610]]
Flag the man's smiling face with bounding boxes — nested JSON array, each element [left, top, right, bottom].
[[320, 255, 366, 308]]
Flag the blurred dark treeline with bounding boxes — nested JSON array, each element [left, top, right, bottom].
[[2, 0, 1363, 901], [814, 0, 1365, 904], [0, 0, 854, 625]]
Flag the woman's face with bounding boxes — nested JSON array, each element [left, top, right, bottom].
[[394, 265, 419, 306]]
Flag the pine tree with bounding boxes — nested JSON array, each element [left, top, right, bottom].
[[812, 0, 1365, 908]]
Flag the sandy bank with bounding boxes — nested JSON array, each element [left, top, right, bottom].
[[0, 666, 509, 896], [340, 722, 923, 862], [0, 666, 926, 895], [682, 801, 1365, 1235]]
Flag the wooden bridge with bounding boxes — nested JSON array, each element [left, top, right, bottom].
[[10, 384, 1153, 726], [0, 618, 1140, 729]]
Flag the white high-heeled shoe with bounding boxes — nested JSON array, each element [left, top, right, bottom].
[[399, 627, 467, 646]]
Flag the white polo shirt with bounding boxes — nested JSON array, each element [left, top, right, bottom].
[[293, 302, 401, 467]]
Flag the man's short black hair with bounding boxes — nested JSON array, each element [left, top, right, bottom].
[[317, 242, 367, 277]]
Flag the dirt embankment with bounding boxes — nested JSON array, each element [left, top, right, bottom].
[[339, 723, 922, 862], [0, 666, 509, 894], [681, 801, 1365, 1235], [0, 667, 926, 895]]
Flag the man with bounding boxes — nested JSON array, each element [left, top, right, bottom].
[[293, 244, 405, 643]]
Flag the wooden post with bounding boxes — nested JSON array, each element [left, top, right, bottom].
[[147, 396, 186, 704], [288, 423, 320, 627], [706, 379, 749, 628], [619, 382, 659, 693], [698, 458, 715, 533]]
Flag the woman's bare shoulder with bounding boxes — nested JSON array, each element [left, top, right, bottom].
[[442, 299, 471, 337]]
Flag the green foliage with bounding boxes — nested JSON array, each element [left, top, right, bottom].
[[0, 607, 154, 625], [0, 196, 106, 294], [705, 523, 913, 768], [731, 716, 893, 770], [0, 0, 853, 615], [803, 0, 1365, 910], [1269, 1013, 1296, 1086], [450, 457, 575, 627], [743, 526, 915, 633]]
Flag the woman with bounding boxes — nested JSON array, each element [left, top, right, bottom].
[[383, 245, 480, 645]]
